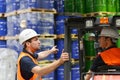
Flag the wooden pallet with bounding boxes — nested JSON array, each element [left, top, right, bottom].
[[38, 60, 54, 64], [57, 34, 78, 39], [4, 11, 17, 17], [17, 8, 57, 14], [85, 56, 96, 60], [0, 13, 4, 17], [71, 34, 78, 38], [0, 35, 19, 40], [59, 12, 83, 16], [84, 12, 116, 17], [57, 34, 65, 39], [71, 58, 79, 65], [39, 34, 57, 39]]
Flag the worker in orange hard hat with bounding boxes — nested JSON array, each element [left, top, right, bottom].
[[85, 27, 120, 80], [17, 29, 69, 80]]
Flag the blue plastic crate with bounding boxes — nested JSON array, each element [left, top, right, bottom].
[[0, 18, 7, 36], [56, 66, 64, 80], [71, 64, 80, 80], [0, 3, 6, 13], [55, 16, 69, 34], [55, 39, 64, 59], [6, 2, 20, 12], [72, 40, 79, 59], [0, 40, 7, 48]]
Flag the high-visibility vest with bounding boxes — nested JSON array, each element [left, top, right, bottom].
[[17, 52, 42, 80], [100, 48, 120, 66]]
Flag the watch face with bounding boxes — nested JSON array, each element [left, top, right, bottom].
[[86, 20, 93, 28], [116, 19, 120, 26]]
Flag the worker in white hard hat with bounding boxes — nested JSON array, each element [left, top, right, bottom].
[[17, 29, 69, 80], [85, 27, 120, 80]]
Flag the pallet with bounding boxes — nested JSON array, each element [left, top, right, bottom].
[[84, 12, 116, 17], [59, 12, 83, 17], [85, 56, 96, 60], [0, 13, 4, 17], [17, 8, 57, 14], [0, 35, 19, 40], [38, 60, 54, 64], [57, 34, 78, 39], [71, 58, 79, 65], [71, 34, 78, 38], [39, 34, 57, 39], [57, 34, 65, 39], [4, 11, 17, 17]]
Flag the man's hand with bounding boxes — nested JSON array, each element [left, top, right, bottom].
[[59, 50, 69, 64], [50, 46, 59, 54]]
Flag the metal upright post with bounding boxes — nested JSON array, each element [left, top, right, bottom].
[[64, 19, 72, 80]]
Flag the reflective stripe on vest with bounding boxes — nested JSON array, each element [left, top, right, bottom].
[[17, 52, 42, 80], [100, 48, 120, 65]]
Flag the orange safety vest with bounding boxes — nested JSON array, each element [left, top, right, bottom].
[[100, 48, 120, 66], [17, 52, 42, 80]]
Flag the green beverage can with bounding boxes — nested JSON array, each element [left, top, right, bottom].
[[85, 0, 94, 13], [116, 0, 120, 15], [83, 33, 96, 56], [93, 0, 107, 12], [83, 33, 96, 72], [116, 0, 120, 12], [74, 0, 85, 14], [107, 0, 116, 12], [64, 0, 74, 12], [85, 58, 94, 72], [84, 40, 96, 56]]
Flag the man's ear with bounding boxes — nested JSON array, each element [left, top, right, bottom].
[[26, 41, 31, 46]]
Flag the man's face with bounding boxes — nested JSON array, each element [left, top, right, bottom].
[[98, 36, 107, 48], [29, 36, 41, 51]]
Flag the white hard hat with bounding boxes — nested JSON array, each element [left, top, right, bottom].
[[19, 29, 40, 45], [89, 33, 95, 37], [99, 27, 119, 39]]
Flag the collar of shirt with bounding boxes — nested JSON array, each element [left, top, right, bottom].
[[23, 49, 38, 59]]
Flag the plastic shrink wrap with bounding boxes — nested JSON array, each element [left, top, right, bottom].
[[0, 48, 18, 80]]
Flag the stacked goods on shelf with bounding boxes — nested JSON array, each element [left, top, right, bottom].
[[56, 65, 64, 80], [64, 0, 85, 14], [64, 0, 74, 13], [74, 0, 85, 14], [85, 0, 94, 13], [20, 0, 54, 10], [55, 15, 69, 35], [0, 0, 6, 13], [0, 0, 7, 48], [55, 39, 64, 59], [6, 0, 20, 12], [93, 0, 107, 12], [83, 33, 96, 72], [0, 18, 7, 48], [116, 0, 120, 15], [54, 0, 64, 13], [55, 63, 80, 80], [38, 13, 54, 34], [55, 0, 84, 14], [0, 48, 18, 80], [71, 64, 80, 80], [7, 15, 22, 54], [72, 39, 79, 59], [39, 39, 55, 60], [55, 15, 80, 80]]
